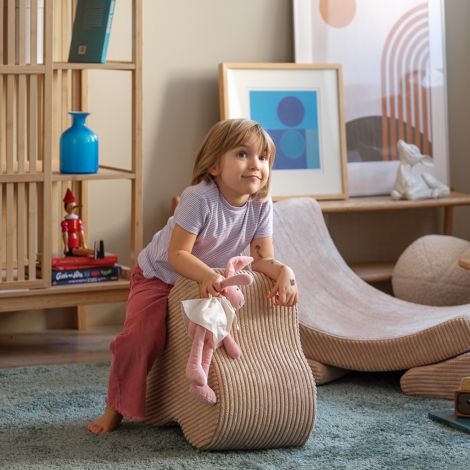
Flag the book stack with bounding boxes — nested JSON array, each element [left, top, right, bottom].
[[51, 255, 121, 286]]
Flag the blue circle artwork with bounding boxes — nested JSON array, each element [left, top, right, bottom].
[[277, 96, 305, 127], [249, 90, 320, 170], [280, 129, 306, 159]]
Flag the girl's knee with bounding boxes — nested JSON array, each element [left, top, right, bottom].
[[112, 319, 167, 355]]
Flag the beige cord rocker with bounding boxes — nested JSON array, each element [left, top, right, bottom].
[[144, 271, 316, 450], [272, 198, 470, 399]]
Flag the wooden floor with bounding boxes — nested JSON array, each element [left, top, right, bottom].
[[0, 327, 120, 368]]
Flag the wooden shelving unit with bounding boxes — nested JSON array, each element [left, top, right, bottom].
[[0, 0, 142, 322]]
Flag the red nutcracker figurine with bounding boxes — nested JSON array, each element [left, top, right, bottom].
[[61, 189, 104, 258]]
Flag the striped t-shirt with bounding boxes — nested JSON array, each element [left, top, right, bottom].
[[138, 180, 273, 284]]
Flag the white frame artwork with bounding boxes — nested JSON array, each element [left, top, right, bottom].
[[219, 63, 348, 200], [293, 0, 448, 196]]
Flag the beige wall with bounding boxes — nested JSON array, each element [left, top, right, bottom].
[[139, 0, 293, 240], [1, 0, 469, 332], [137, 0, 470, 254]]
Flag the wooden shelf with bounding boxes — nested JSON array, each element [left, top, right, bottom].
[[0, 65, 45, 74], [318, 192, 470, 212], [52, 166, 135, 181], [1, 162, 135, 182], [0, 61, 136, 73], [53, 61, 136, 71], [350, 261, 395, 283], [0, 279, 130, 313], [316, 192, 470, 283]]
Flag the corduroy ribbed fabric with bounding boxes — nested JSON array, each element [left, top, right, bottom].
[[401, 351, 470, 399], [145, 271, 316, 450], [271, 197, 470, 394]]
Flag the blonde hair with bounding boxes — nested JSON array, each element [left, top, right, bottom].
[[192, 118, 276, 201]]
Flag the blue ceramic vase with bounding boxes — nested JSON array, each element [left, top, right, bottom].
[[60, 112, 98, 174]]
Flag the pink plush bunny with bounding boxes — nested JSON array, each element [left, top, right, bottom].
[[185, 256, 253, 405]]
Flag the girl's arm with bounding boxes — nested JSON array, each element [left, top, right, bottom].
[[168, 224, 224, 297], [250, 237, 298, 307]]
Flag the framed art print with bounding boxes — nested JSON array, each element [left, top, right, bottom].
[[219, 63, 348, 200], [294, 0, 448, 196]]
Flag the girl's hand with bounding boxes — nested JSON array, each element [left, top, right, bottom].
[[267, 266, 298, 307], [200, 272, 225, 298]]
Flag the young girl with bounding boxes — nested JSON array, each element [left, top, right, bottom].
[[87, 118, 298, 434]]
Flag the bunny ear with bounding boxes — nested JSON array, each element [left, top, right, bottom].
[[226, 256, 254, 275], [225, 256, 237, 276]]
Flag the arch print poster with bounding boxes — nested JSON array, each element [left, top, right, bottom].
[[294, 0, 448, 196]]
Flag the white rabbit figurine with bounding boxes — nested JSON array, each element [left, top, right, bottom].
[[390, 140, 449, 200]]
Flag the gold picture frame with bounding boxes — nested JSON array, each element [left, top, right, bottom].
[[219, 63, 348, 200]]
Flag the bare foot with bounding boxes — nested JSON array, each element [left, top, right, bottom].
[[87, 406, 123, 434], [190, 384, 217, 406]]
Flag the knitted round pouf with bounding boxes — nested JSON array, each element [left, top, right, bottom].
[[392, 235, 470, 306]]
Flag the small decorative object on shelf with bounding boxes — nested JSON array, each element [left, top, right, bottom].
[[35, 255, 121, 285], [47, 252, 120, 286], [45, 188, 120, 286], [68, 0, 116, 63], [390, 140, 450, 201], [455, 376, 470, 418], [51, 265, 121, 286], [61, 189, 104, 258], [60, 112, 99, 174], [51, 254, 118, 270]]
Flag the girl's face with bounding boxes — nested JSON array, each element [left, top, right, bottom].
[[210, 136, 270, 206]]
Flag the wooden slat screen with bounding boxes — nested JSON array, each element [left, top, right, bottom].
[[0, 181, 42, 286], [0, 0, 45, 289]]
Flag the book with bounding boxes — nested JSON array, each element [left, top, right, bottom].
[[68, 0, 116, 63], [428, 411, 470, 435], [51, 254, 118, 270], [52, 266, 122, 285]]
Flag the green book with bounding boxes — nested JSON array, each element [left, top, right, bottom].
[[429, 411, 470, 435], [68, 0, 116, 63]]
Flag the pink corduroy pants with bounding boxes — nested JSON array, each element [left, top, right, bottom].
[[106, 266, 173, 420]]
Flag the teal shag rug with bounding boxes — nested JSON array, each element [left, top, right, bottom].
[[0, 363, 468, 469]]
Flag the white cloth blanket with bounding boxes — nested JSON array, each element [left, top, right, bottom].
[[181, 295, 237, 343]]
